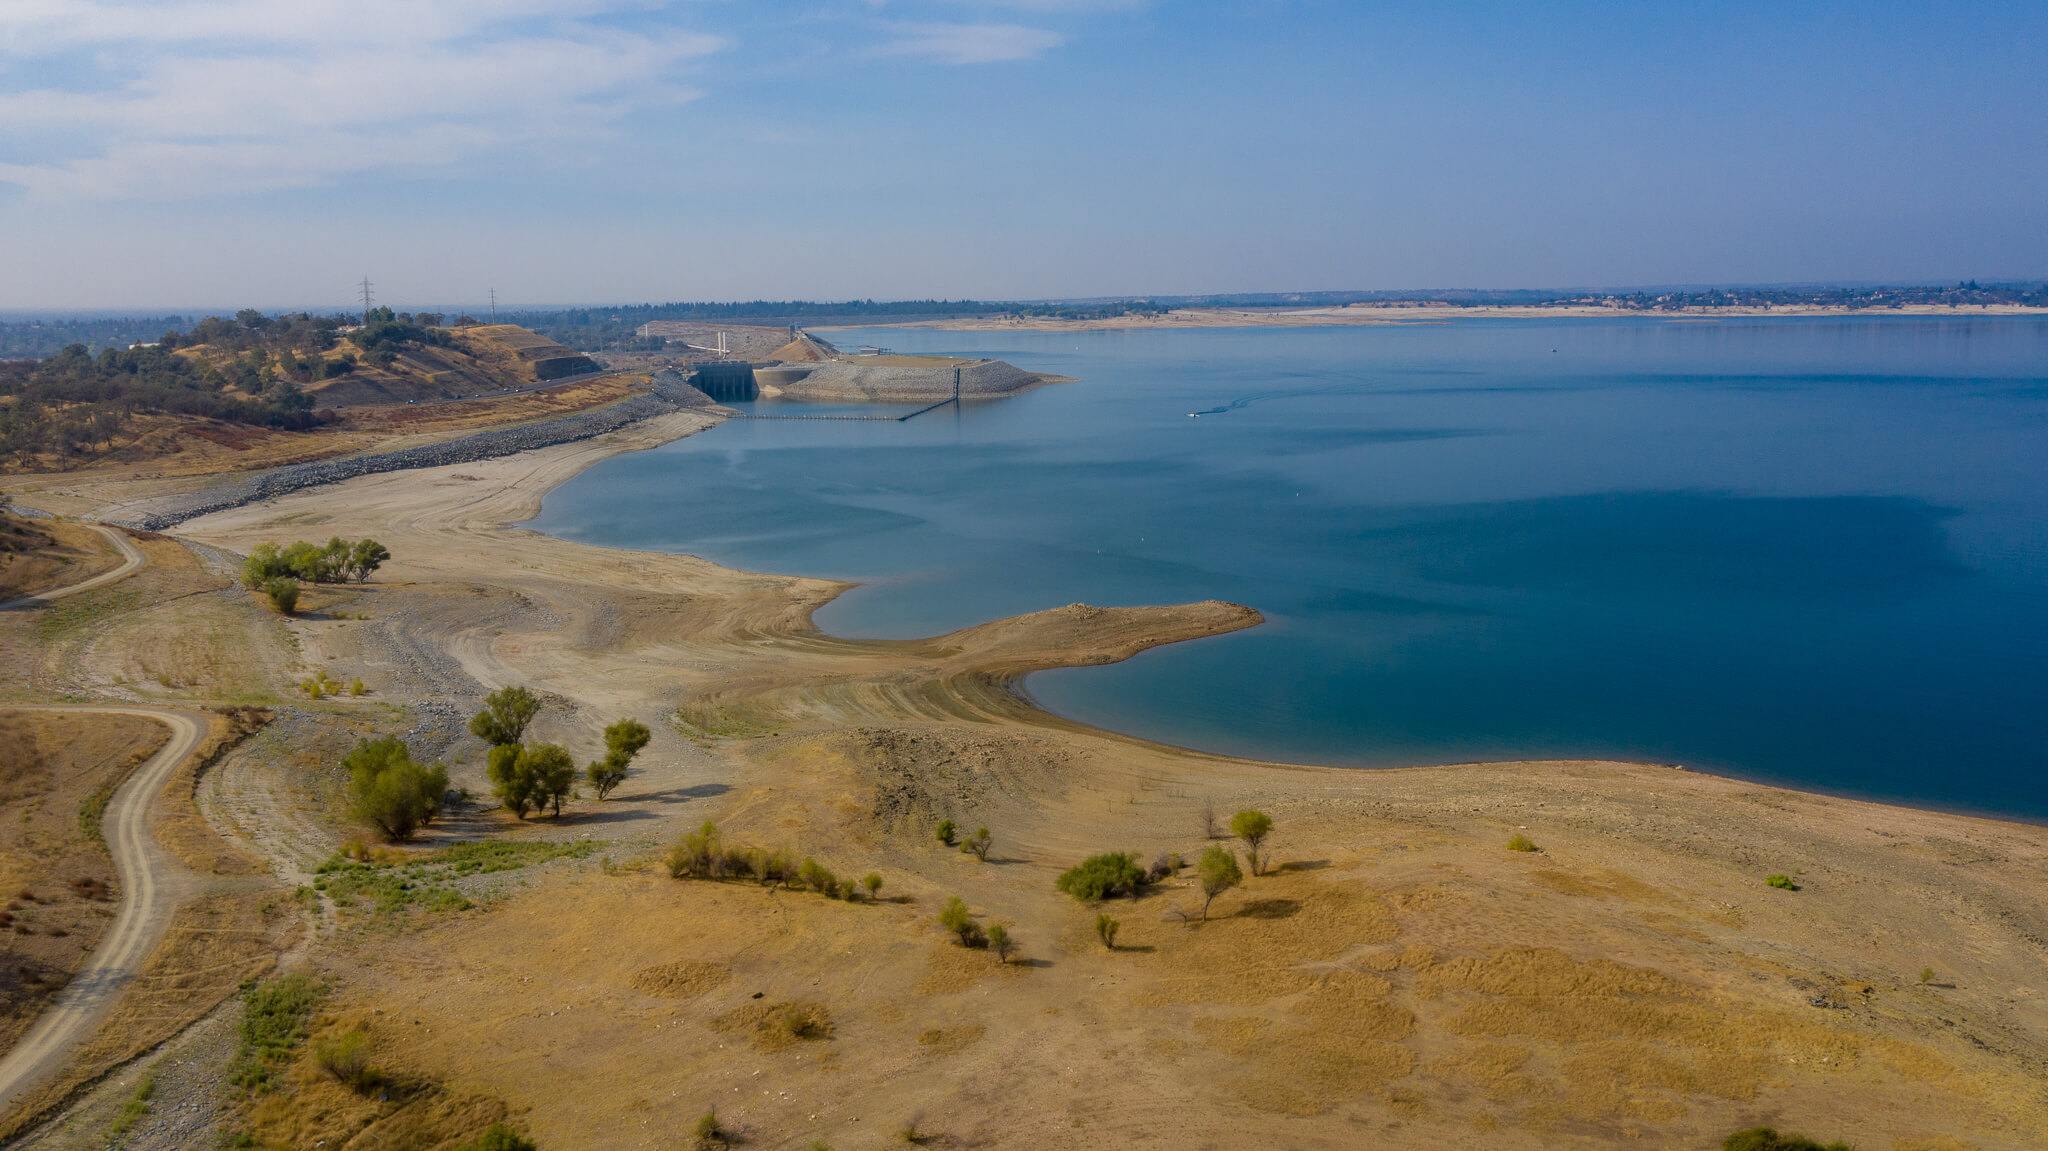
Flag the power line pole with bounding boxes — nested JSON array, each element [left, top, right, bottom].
[[358, 277, 374, 323]]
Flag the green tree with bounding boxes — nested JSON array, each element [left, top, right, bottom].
[[488, 744, 537, 818], [935, 819, 956, 845], [348, 538, 390, 582], [523, 743, 576, 817], [1229, 809, 1274, 876], [862, 872, 884, 901], [1055, 852, 1147, 901], [1197, 845, 1242, 920], [987, 923, 1013, 964], [470, 686, 539, 747], [1095, 912, 1120, 949], [343, 736, 448, 841], [938, 896, 984, 947], [264, 577, 299, 614], [586, 717, 651, 800]]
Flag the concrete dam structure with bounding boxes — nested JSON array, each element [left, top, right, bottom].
[[754, 357, 1049, 402], [687, 355, 1058, 405]]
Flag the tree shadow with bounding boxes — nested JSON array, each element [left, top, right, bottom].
[[1273, 859, 1331, 873], [563, 807, 658, 825], [627, 783, 731, 804], [1011, 957, 1058, 968], [1106, 944, 1157, 954], [1235, 898, 1302, 920]]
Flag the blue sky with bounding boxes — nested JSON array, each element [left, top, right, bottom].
[[1, 1, 2044, 310]]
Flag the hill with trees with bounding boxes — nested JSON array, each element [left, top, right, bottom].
[[0, 309, 601, 472]]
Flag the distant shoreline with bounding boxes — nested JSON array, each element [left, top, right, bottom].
[[818, 302, 2048, 333]]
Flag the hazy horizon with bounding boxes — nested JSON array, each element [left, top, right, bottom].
[[4, 2, 2045, 312]]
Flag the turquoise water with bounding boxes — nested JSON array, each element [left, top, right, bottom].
[[528, 318, 2048, 820]]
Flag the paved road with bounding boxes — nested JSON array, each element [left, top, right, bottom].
[[0, 524, 145, 611], [0, 705, 206, 1116]]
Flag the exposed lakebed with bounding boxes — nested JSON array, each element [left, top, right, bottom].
[[529, 317, 2048, 819]]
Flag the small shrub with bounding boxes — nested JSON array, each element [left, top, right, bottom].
[[1506, 833, 1539, 852], [229, 971, 322, 1095], [988, 923, 1014, 963], [781, 1003, 833, 1040], [264, 577, 299, 614], [1720, 1127, 1855, 1151], [1055, 852, 1147, 901], [862, 872, 884, 901], [935, 819, 956, 846], [938, 896, 985, 947], [109, 1073, 154, 1137], [898, 1112, 927, 1144], [1200, 797, 1218, 840], [1766, 874, 1798, 890], [1918, 967, 1936, 985], [694, 1110, 724, 1149], [961, 826, 992, 862], [349, 677, 366, 696], [1145, 853, 1178, 883], [313, 1029, 375, 1091], [1095, 912, 1119, 950]]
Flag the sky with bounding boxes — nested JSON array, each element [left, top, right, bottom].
[[1, 1, 2045, 311]]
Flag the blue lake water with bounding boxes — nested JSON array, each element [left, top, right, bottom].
[[527, 318, 2048, 820]]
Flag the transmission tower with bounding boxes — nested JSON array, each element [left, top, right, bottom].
[[358, 277, 374, 323], [489, 288, 497, 323]]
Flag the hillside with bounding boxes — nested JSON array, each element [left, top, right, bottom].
[[0, 312, 612, 475]]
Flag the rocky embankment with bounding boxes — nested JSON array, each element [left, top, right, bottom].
[[106, 376, 715, 531]]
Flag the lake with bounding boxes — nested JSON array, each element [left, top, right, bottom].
[[527, 317, 2048, 820]]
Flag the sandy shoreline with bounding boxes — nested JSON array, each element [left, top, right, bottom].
[[9, 404, 2048, 1148]]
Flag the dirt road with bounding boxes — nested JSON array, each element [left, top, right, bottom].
[[0, 524, 144, 611], [0, 705, 206, 1116]]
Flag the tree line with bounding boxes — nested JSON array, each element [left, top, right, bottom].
[[0, 339, 324, 469], [241, 536, 388, 614]]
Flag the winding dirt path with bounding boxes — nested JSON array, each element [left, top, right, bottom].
[[0, 522, 200, 1115], [0, 523, 145, 611], [0, 706, 206, 1115]]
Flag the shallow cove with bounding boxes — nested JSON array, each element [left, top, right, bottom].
[[529, 317, 2048, 820]]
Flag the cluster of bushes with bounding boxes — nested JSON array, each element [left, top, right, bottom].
[[348, 309, 456, 366], [298, 668, 365, 699], [343, 736, 450, 841], [664, 820, 885, 904], [936, 895, 1013, 961], [242, 537, 388, 587], [1053, 807, 1272, 922], [934, 819, 992, 861], [470, 686, 649, 819]]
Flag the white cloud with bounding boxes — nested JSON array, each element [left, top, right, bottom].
[[0, 1, 719, 200], [879, 22, 1064, 64]]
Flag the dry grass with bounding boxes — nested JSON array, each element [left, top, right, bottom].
[[629, 960, 731, 1000], [913, 943, 1027, 996], [711, 999, 834, 1053], [0, 518, 121, 599], [0, 890, 294, 1141], [153, 708, 271, 876], [0, 710, 168, 1050], [915, 1024, 985, 1055]]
